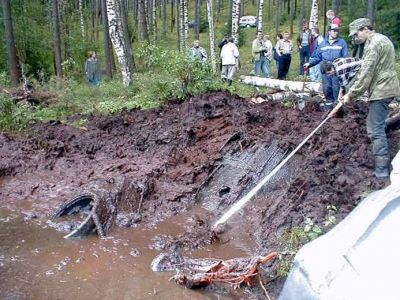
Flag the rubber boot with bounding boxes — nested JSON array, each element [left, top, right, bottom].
[[374, 156, 390, 178], [227, 79, 232, 86]]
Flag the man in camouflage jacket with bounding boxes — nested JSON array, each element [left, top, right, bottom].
[[332, 18, 400, 178]]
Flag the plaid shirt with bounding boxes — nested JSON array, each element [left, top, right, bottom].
[[332, 57, 362, 87]]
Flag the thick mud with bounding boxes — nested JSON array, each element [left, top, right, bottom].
[[1, 91, 398, 299]]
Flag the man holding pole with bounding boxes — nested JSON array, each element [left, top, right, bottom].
[[330, 18, 400, 178]]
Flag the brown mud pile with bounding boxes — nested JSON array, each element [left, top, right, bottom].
[[1, 91, 398, 296]]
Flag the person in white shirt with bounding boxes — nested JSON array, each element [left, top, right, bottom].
[[275, 32, 293, 80], [220, 37, 240, 85]]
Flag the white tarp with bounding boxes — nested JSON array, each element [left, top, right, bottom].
[[279, 150, 400, 300]]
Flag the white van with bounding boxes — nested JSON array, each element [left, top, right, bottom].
[[239, 16, 257, 28]]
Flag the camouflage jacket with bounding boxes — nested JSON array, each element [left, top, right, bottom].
[[348, 32, 400, 101]]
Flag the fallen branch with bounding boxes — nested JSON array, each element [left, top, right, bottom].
[[250, 92, 310, 104], [240, 76, 323, 94]]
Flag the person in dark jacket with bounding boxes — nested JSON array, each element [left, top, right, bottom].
[[85, 51, 101, 86], [304, 25, 348, 108]]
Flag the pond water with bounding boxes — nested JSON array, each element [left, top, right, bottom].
[[0, 205, 253, 300]]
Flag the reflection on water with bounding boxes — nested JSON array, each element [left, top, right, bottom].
[[0, 207, 250, 300]]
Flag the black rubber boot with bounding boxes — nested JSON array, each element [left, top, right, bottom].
[[374, 156, 390, 178], [227, 79, 232, 86]]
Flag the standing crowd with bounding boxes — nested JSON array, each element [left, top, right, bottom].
[[187, 11, 400, 179]]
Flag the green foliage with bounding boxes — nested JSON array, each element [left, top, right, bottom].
[[136, 43, 222, 99], [277, 205, 339, 277], [0, 71, 11, 86], [376, 8, 400, 48], [0, 95, 33, 131], [277, 227, 308, 277]]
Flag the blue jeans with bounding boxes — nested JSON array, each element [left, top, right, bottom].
[[255, 56, 270, 77], [309, 63, 322, 82], [299, 45, 310, 75], [366, 98, 393, 158], [322, 73, 340, 102]]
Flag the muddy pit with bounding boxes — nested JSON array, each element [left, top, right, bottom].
[[1, 91, 398, 299]]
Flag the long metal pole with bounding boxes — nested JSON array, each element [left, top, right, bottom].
[[213, 102, 343, 228]]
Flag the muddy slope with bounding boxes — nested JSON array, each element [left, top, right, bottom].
[[0, 91, 397, 292]]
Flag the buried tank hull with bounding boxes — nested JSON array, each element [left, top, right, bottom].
[[54, 176, 150, 238]]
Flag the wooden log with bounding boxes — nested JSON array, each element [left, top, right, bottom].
[[250, 91, 306, 103], [240, 76, 323, 94]]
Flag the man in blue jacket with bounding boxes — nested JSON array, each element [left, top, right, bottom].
[[304, 24, 348, 109]]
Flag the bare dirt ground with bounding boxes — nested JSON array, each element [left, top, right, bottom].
[[1, 91, 397, 298]]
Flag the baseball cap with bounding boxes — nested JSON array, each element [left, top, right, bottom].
[[348, 18, 372, 36]]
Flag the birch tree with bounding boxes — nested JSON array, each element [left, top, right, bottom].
[[152, 0, 157, 41], [206, 0, 216, 71], [106, 0, 133, 86], [231, 0, 240, 44], [179, 0, 188, 50], [51, 0, 63, 78], [309, 0, 318, 30], [183, 0, 188, 47], [2, 0, 20, 86], [257, 0, 264, 32], [176, 0, 181, 50], [194, 0, 201, 39], [78, 0, 86, 38]]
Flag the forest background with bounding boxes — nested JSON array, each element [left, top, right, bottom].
[[0, 0, 399, 131]]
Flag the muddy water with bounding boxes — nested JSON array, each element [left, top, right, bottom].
[[0, 205, 252, 300]]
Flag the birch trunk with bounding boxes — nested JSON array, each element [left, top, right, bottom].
[[52, 0, 63, 78], [250, 92, 307, 103], [231, 0, 240, 44], [79, 0, 86, 38], [257, 0, 264, 32], [179, 0, 187, 50], [206, 0, 216, 72], [106, 0, 133, 86], [152, 0, 157, 41], [176, 0, 181, 50], [2, 0, 20, 86], [322, 0, 326, 35], [240, 76, 323, 93], [308, 0, 318, 30], [183, 0, 188, 47]]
